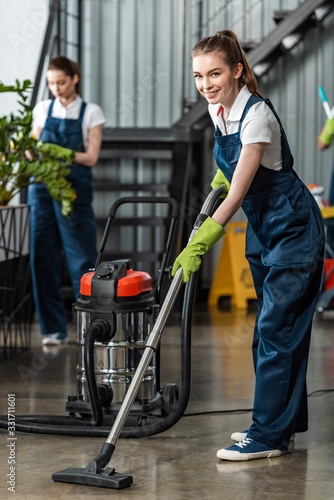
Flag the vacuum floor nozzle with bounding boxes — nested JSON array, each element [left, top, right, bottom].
[[52, 466, 133, 489]]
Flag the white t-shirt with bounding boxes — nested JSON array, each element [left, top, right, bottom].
[[33, 96, 106, 149], [208, 86, 283, 171]]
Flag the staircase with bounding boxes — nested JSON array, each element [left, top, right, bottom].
[[175, 0, 334, 130]]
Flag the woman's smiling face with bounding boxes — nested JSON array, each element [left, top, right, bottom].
[[192, 51, 242, 108]]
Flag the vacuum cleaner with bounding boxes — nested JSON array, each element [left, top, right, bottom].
[[0, 185, 225, 489], [52, 185, 226, 489], [0, 196, 183, 437], [66, 196, 181, 429]]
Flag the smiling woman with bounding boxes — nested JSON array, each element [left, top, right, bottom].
[[172, 29, 325, 462], [192, 55, 243, 116]]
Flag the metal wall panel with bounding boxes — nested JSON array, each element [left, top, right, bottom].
[[82, 0, 185, 128], [260, 11, 334, 192]]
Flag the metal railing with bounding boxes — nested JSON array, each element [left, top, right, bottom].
[[177, 0, 334, 129], [30, 0, 82, 107]]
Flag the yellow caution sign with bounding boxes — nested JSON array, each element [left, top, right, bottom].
[[321, 206, 334, 219], [208, 221, 257, 309]]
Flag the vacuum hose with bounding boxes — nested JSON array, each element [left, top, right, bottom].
[[0, 319, 114, 435], [0, 185, 225, 437], [83, 319, 111, 426], [119, 271, 198, 438], [0, 273, 197, 437]]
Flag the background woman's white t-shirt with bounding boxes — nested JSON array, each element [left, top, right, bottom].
[[33, 96, 106, 149]]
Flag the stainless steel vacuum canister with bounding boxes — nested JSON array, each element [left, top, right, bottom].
[[74, 260, 157, 406]]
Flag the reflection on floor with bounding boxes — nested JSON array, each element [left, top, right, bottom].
[[0, 305, 334, 499]]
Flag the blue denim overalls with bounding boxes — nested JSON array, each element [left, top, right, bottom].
[[213, 95, 325, 450], [27, 100, 97, 335]]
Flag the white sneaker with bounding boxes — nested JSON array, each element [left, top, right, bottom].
[[42, 333, 69, 346], [231, 430, 249, 442], [231, 430, 295, 442], [217, 438, 282, 461]]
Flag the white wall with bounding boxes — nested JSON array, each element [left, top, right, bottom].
[[0, 0, 48, 114]]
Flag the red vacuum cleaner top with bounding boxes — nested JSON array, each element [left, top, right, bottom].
[[80, 269, 153, 297]]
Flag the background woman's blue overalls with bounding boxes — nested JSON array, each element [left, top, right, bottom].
[[213, 95, 325, 450], [28, 100, 97, 336]]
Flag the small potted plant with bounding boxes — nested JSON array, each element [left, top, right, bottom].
[[0, 80, 78, 360], [0, 79, 76, 217]]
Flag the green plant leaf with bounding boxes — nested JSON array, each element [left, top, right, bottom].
[[0, 80, 76, 216]]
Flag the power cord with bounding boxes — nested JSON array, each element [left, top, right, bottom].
[[307, 388, 334, 397], [183, 388, 334, 417], [184, 409, 252, 417]]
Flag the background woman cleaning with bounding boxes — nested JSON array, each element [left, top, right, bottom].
[[28, 56, 106, 346]]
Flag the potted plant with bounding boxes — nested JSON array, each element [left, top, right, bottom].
[[0, 80, 77, 361], [0, 79, 76, 217]]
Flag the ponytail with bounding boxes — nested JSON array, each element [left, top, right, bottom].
[[192, 29, 264, 98]]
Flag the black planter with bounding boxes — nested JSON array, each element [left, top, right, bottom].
[[0, 204, 34, 362]]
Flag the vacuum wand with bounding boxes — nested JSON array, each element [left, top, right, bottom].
[[106, 266, 184, 446], [52, 184, 226, 490]]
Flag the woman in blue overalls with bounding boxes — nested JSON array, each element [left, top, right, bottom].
[[172, 30, 325, 461], [28, 56, 105, 346]]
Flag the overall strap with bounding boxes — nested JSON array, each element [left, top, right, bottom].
[[262, 98, 294, 171], [78, 101, 87, 123], [237, 94, 294, 171], [46, 99, 56, 119], [237, 95, 262, 133], [262, 98, 291, 152], [237, 94, 289, 145]]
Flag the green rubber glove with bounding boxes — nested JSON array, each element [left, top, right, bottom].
[[172, 217, 225, 283], [320, 117, 334, 146], [211, 169, 231, 198]]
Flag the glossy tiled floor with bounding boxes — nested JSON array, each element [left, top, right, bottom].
[[1, 304, 334, 499]]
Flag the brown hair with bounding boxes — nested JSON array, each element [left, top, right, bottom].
[[192, 29, 264, 97], [47, 56, 80, 94]]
